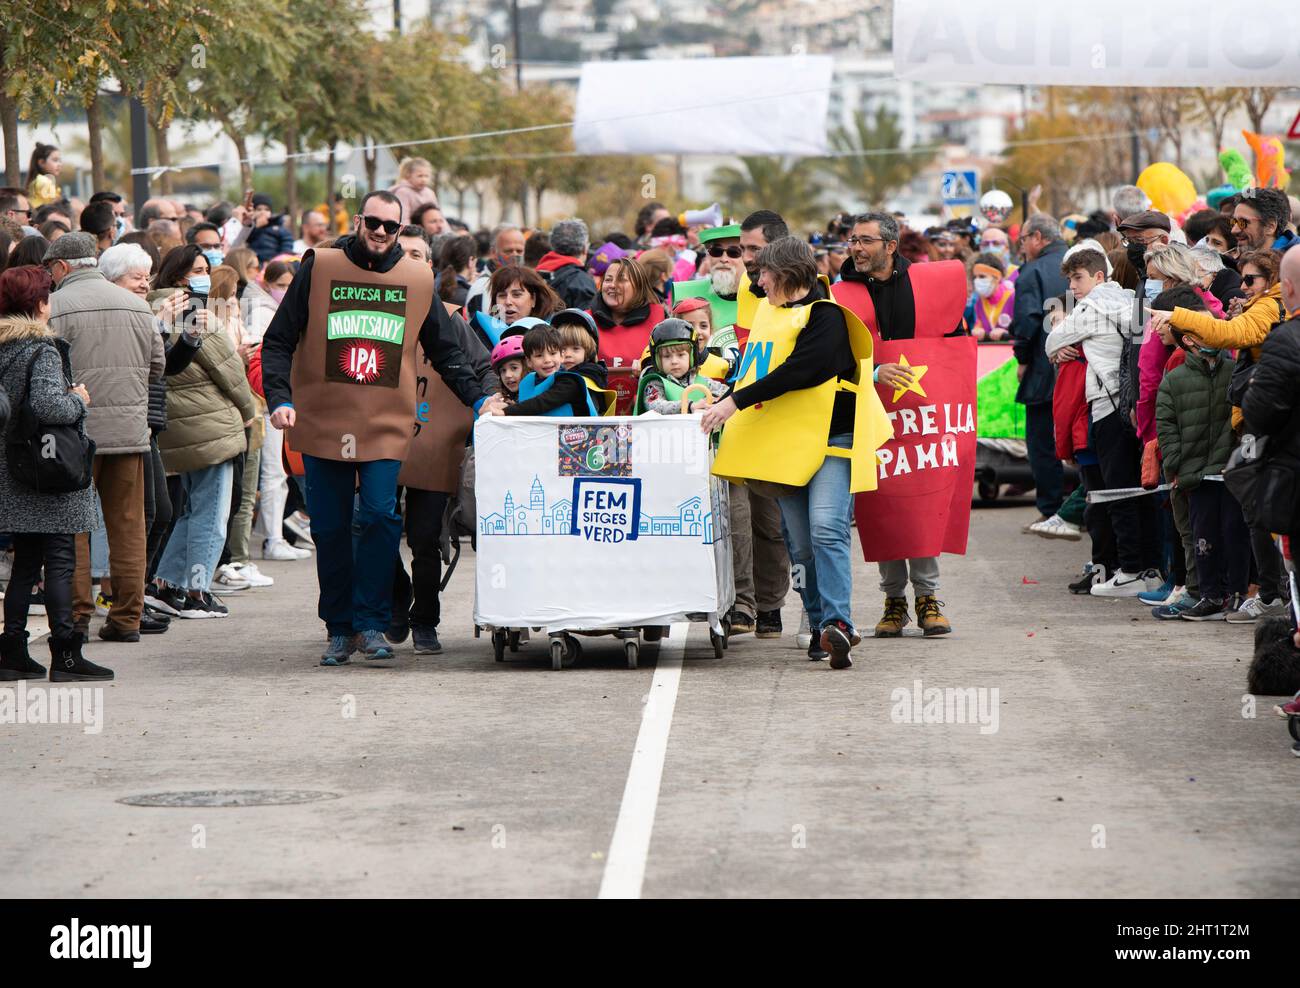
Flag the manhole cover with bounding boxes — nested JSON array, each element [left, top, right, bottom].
[[118, 789, 341, 807]]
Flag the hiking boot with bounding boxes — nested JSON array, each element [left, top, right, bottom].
[[1180, 596, 1228, 622], [320, 634, 356, 667], [820, 621, 858, 669], [0, 631, 45, 681], [727, 608, 755, 636], [47, 636, 114, 682], [755, 609, 782, 639], [1068, 563, 1108, 595], [98, 623, 141, 643], [359, 629, 396, 667], [915, 595, 952, 636], [874, 596, 909, 638], [412, 626, 442, 655]]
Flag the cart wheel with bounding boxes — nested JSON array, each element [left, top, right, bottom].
[[626, 639, 639, 670], [474, 625, 481, 638], [978, 479, 999, 501], [1289, 714, 1300, 744], [508, 629, 521, 652], [721, 619, 731, 648], [492, 629, 506, 662], [710, 627, 724, 659], [550, 638, 564, 671], [567, 636, 582, 663]]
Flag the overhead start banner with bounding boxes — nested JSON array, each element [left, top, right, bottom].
[[855, 337, 978, 563], [893, 1, 1300, 87], [573, 56, 833, 156]]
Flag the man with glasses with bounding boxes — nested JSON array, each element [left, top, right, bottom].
[[977, 226, 1016, 277], [261, 190, 493, 668], [0, 191, 35, 233], [1232, 187, 1298, 256], [832, 211, 967, 638]]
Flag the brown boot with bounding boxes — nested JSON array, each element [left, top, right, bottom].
[[915, 595, 951, 636], [874, 597, 909, 638]]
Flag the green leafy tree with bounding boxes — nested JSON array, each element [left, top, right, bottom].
[[709, 156, 824, 230], [818, 106, 936, 208]]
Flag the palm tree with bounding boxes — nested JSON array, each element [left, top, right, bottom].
[[819, 106, 936, 207], [708, 156, 825, 229]]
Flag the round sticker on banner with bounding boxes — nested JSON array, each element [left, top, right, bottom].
[[616, 425, 631, 440], [997, 313, 1011, 328]]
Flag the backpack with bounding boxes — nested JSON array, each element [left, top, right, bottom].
[[1, 343, 96, 494]]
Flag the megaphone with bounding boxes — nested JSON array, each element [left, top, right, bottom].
[[680, 202, 723, 228]]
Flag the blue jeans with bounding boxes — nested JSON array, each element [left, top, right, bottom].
[[777, 434, 854, 632], [303, 455, 403, 636], [155, 460, 235, 591], [1024, 401, 1063, 517]]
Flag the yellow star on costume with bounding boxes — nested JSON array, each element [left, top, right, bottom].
[[889, 353, 929, 403]]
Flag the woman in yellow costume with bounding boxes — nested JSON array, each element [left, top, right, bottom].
[[702, 237, 891, 670]]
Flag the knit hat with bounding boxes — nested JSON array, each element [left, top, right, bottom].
[[251, 193, 274, 210], [589, 241, 627, 277], [42, 232, 98, 263]]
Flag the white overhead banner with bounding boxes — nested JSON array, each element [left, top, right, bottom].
[[573, 55, 833, 155], [893, 0, 1300, 87]]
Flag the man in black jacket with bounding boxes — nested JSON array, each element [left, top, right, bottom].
[[536, 218, 597, 310], [1010, 214, 1069, 527]]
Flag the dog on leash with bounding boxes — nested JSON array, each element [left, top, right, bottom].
[[1249, 616, 1300, 696]]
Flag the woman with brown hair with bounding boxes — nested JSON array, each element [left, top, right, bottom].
[[588, 255, 666, 373], [489, 264, 563, 325]]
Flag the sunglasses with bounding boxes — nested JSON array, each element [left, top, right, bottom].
[[1230, 216, 1253, 229], [1241, 273, 1263, 286], [361, 215, 401, 235], [706, 245, 743, 259]]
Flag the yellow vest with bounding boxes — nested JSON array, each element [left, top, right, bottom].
[[711, 294, 893, 494]]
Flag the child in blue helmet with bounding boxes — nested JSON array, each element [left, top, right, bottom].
[[498, 325, 601, 417]]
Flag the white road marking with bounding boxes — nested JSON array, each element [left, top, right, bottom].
[[597, 620, 688, 899]]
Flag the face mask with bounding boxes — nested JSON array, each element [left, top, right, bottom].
[[202, 248, 225, 269], [269, 287, 287, 304], [187, 275, 211, 295], [1143, 278, 1162, 303], [1197, 345, 1221, 358], [980, 244, 1008, 263], [1126, 243, 1147, 274], [973, 276, 996, 298]]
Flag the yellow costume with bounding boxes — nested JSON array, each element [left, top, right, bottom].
[[711, 291, 893, 494]]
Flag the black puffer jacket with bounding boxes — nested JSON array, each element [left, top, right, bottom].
[[1242, 315, 1300, 440], [145, 317, 203, 434]]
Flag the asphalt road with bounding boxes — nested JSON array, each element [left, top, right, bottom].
[[2, 499, 1296, 898]]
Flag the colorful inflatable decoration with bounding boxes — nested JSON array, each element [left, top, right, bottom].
[[1219, 148, 1253, 191], [1136, 162, 1198, 217], [975, 344, 1025, 439], [1242, 130, 1290, 190]]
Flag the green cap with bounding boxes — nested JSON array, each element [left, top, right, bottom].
[[697, 223, 741, 244]]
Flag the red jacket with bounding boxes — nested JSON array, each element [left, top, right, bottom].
[[1052, 358, 1090, 461]]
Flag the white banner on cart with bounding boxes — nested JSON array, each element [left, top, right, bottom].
[[893, 0, 1300, 87], [474, 416, 728, 630]]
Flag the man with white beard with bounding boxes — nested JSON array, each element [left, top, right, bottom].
[[671, 221, 794, 647]]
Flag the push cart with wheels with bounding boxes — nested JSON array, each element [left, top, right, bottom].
[[473, 415, 733, 670]]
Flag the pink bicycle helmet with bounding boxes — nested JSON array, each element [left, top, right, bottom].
[[491, 334, 525, 369]]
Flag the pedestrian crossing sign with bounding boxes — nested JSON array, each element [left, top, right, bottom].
[[941, 169, 979, 203]]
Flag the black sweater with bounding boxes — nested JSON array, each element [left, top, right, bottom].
[[732, 282, 857, 437], [260, 234, 485, 413]]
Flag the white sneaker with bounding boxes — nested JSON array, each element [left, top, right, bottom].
[[211, 564, 251, 594], [284, 511, 314, 547], [231, 561, 274, 588], [1091, 568, 1160, 598], [262, 538, 307, 561], [796, 610, 812, 649], [1030, 515, 1083, 541]]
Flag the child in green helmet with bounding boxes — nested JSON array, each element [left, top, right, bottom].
[[634, 318, 727, 415]]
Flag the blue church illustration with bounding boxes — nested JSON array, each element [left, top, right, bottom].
[[479, 476, 712, 540], [479, 475, 571, 535]]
